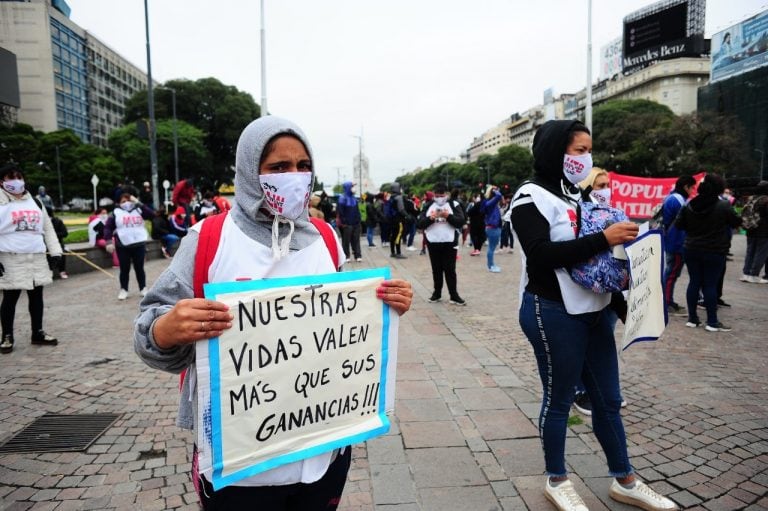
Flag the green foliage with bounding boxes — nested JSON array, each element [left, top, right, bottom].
[[123, 77, 261, 184], [395, 144, 533, 197], [592, 99, 755, 178], [108, 119, 209, 188]]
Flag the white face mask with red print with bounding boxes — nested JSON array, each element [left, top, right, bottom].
[[259, 172, 313, 260], [2, 179, 25, 195], [590, 188, 611, 206], [562, 153, 593, 185]]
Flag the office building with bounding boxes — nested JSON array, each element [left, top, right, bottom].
[[0, 0, 148, 146]]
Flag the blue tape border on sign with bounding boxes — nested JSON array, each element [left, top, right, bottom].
[[204, 267, 392, 490], [622, 229, 666, 350]]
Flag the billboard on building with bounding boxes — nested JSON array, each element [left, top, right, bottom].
[[600, 37, 623, 80], [622, 0, 706, 75], [710, 9, 768, 83], [0, 47, 21, 108]]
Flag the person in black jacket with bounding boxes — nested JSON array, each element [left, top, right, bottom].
[[364, 194, 379, 247], [511, 120, 678, 511], [417, 183, 466, 305], [675, 173, 742, 332], [46, 207, 69, 279]]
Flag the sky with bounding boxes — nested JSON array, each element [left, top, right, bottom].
[[66, 0, 765, 189]]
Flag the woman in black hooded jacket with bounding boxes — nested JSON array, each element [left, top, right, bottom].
[[674, 173, 741, 332], [511, 120, 679, 511]]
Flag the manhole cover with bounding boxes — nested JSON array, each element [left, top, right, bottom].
[[0, 413, 121, 454]]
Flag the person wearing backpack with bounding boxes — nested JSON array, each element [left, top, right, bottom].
[[336, 181, 362, 262], [388, 183, 408, 259], [660, 176, 697, 315], [134, 117, 413, 510], [481, 184, 503, 273], [511, 120, 679, 511], [740, 180, 768, 283]]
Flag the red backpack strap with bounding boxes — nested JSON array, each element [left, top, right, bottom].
[[309, 217, 339, 270], [181, 211, 227, 391], [193, 211, 228, 298]]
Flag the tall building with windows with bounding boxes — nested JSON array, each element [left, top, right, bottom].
[[0, 0, 148, 146]]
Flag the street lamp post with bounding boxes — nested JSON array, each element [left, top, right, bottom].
[[260, 0, 268, 116], [756, 149, 765, 180], [170, 88, 179, 183], [144, 0, 160, 209]]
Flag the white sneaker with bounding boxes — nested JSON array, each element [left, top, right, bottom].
[[118, 289, 129, 300], [544, 479, 588, 511], [748, 275, 768, 284], [739, 274, 751, 282], [406, 246, 417, 251], [609, 480, 679, 511], [140, 287, 148, 297]]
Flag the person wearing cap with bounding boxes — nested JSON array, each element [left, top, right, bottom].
[[134, 116, 413, 509]]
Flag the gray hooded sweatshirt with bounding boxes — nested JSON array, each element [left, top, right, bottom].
[[134, 116, 325, 430]]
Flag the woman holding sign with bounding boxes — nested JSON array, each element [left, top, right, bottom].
[[134, 116, 412, 510], [511, 120, 679, 511]]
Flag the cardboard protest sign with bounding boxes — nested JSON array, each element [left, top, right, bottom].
[[196, 267, 396, 490], [622, 230, 666, 350]]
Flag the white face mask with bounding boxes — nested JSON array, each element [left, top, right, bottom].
[[120, 202, 133, 211], [563, 153, 593, 184], [434, 196, 448, 206], [3, 179, 25, 195], [259, 172, 312, 220], [99, 214, 108, 222], [590, 188, 611, 206]]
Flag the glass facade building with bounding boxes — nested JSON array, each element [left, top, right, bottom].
[[50, 16, 89, 142]]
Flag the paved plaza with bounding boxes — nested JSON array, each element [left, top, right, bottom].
[[0, 233, 766, 510]]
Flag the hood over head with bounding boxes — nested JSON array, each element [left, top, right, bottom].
[[532, 120, 590, 191], [342, 181, 355, 195], [229, 116, 319, 254], [688, 173, 725, 213], [390, 182, 401, 195]]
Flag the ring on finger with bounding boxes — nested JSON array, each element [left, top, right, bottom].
[[200, 321, 206, 332]]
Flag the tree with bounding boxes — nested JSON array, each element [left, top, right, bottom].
[[592, 99, 675, 175], [123, 77, 260, 181], [109, 119, 209, 188], [1, 125, 122, 207]]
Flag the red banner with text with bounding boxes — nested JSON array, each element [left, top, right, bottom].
[[608, 172, 705, 219]]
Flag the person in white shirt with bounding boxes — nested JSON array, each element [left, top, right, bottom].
[[511, 120, 678, 511], [133, 116, 413, 510], [416, 182, 467, 305], [0, 163, 62, 354], [103, 194, 155, 300]]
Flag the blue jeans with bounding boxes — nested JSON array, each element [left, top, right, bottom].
[[744, 237, 768, 276], [366, 225, 376, 246], [683, 248, 725, 326], [519, 292, 632, 478], [485, 227, 501, 269], [663, 251, 684, 307], [161, 233, 180, 253]]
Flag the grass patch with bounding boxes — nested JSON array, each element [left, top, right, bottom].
[[567, 415, 583, 427]]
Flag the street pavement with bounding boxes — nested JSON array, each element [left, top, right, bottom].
[[0, 233, 766, 510]]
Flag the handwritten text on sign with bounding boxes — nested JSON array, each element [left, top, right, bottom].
[[201, 268, 393, 490], [622, 230, 666, 350]]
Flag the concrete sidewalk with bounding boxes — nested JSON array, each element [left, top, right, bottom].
[[0, 234, 766, 510]]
